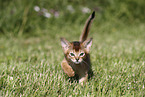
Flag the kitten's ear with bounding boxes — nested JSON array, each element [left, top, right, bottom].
[[83, 38, 93, 53], [60, 37, 71, 52]]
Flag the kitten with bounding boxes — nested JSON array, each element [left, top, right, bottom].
[[60, 11, 95, 85]]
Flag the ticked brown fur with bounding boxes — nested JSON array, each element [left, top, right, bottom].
[[60, 11, 95, 85]]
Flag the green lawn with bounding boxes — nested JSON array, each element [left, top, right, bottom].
[[0, 21, 145, 96]]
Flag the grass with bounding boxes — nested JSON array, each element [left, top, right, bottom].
[[0, 0, 145, 96], [0, 20, 145, 96]]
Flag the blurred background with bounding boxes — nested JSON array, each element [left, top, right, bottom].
[[0, 0, 145, 37], [0, 1, 145, 96]]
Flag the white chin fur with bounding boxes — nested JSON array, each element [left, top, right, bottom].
[[71, 59, 81, 64], [74, 62, 80, 64]]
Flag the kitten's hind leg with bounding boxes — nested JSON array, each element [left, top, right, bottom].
[[79, 73, 88, 85], [61, 59, 75, 77]]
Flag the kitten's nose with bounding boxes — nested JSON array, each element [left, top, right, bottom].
[[76, 58, 79, 62]]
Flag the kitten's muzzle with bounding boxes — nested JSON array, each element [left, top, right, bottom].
[[76, 58, 79, 62]]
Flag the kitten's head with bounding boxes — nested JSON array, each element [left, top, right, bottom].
[[60, 38, 92, 64]]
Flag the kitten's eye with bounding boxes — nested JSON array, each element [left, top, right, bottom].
[[69, 53, 75, 56], [80, 53, 85, 56]]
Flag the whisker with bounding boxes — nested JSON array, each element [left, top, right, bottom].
[[82, 59, 91, 69], [80, 62, 85, 69]]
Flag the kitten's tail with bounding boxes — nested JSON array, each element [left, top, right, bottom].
[[80, 11, 95, 42]]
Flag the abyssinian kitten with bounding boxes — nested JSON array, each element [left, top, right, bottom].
[[60, 11, 95, 84]]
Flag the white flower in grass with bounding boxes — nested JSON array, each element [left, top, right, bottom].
[[81, 7, 91, 13], [34, 6, 40, 12], [44, 12, 51, 18], [54, 12, 59, 18], [50, 9, 60, 18], [41, 8, 51, 18], [34, 6, 52, 18], [67, 5, 75, 13]]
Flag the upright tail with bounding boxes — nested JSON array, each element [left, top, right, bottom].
[[80, 11, 95, 42]]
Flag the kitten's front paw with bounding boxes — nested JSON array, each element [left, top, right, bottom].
[[61, 61, 75, 77], [67, 68, 75, 77]]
